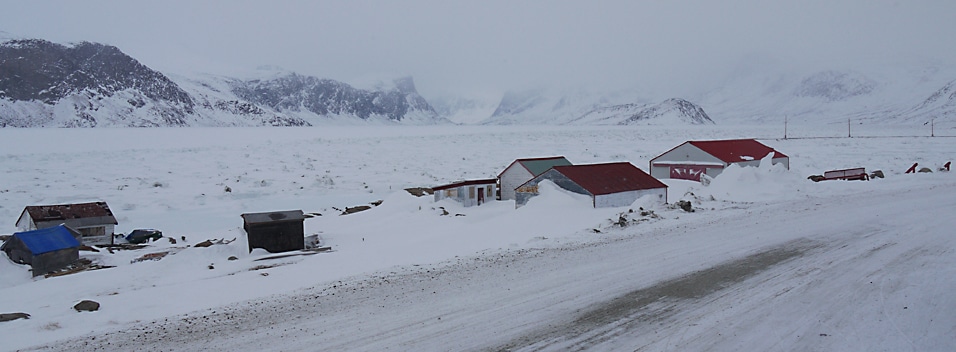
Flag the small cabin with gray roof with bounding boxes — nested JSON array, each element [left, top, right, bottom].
[[498, 156, 573, 201], [16, 202, 118, 245], [433, 179, 497, 207], [650, 139, 789, 181], [241, 210, 305, 253], [1, 225, 81, 277], [515, 162, 667, 208]]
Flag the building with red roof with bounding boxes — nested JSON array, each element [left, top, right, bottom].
[[649, 139, 789, 181], [515, 162, 667, 208], [16, 201, 118, 245]]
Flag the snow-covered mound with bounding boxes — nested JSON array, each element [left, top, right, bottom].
[[702, 153, 803, 203]]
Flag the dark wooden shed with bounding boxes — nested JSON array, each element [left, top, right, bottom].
[[241, 210, 305, 253], [1, 225, 81, 277]]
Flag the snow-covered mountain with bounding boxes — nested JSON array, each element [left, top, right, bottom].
[[4, 37, 956, 128], [428, 95, 501, 125], [0, 39, 445, 127], [0, 39, 195, 127], [572, 98, 714, 125], [696, 63, 956, 125], [479, 88, 713, 126], [893, 79, 956, 123], [482, 88, 647, 125]]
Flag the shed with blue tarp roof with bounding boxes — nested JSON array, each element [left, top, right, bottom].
[[1, 225, 81, 277]]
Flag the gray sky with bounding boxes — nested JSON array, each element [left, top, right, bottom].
[[2, 0, 955, 99]]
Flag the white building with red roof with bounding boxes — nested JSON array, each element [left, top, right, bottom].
[[515, 162, 667, 208], [649, 139, 789, 181]]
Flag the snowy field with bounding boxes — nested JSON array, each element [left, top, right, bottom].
[[1, 124, 954, 351]]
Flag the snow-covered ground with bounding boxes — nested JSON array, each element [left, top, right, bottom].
[[0, 125, 954, 351]]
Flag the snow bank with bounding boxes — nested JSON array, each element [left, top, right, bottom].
[[703, 153, 806, 203]]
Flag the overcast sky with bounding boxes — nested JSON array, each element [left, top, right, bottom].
[[2, 0, 955, 99]]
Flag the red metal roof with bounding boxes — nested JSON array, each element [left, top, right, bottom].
[[687, 139, 788, 164], [24, 202, 117, 223], [551, 162, 666, 196]]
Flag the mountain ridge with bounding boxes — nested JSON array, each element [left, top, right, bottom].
[[0, 39, 444, 127]]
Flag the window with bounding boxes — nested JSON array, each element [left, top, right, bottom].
[[486, 185, 493, 197], [469, 186, 475, 199]]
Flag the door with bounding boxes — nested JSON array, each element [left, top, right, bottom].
[[477, 188, 485, 205], [670, 165, 707, 181]]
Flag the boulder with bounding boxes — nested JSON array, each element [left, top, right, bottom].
[[342, 205, 371, 215], [74, 300, 100, 312], [677, 200, 694, 212], [0, 312, 30, 322]]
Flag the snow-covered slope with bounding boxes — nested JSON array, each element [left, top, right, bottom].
[[697, 63, 956, 125], [0, 39, 195, 127], [428, 94, 502, 125], [894, 79, 956, 123], [572, 98, 715, 125], [483, 88, 659, 125]]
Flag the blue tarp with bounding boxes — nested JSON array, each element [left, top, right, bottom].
[[12, 225, 81, 255]]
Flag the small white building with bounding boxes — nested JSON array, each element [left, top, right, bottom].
[[498, 156, 572, 201], [433, 179, 497, 207], [515, 162, 667, 208], [16, 202, 118, 245], [650, 139, 789, 181]]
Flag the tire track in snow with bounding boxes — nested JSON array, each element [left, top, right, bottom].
[[495, 238, 821, 351]]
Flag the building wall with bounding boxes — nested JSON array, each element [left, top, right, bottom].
[[499, 165, 533, 201], [2, 239, 32, 264], [650, 143, 726, 179], [31, 219, 116, 245], [246, 221, 304, 253], [30, 248, 79, 277], [594, 188, 667, 208], [435, 183, 495, 207], [15, 213, 35, 231]]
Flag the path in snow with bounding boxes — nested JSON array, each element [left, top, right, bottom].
[[27, 179, 956, 352]]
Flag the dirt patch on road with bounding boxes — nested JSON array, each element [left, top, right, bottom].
[[497, 238, 820, 351]]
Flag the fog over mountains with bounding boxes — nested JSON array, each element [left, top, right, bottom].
[[2, 38, 956, 128]]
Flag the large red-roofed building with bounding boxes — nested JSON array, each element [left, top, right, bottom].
[[649, 139, 789, 181], [515, 162, 667, 208]]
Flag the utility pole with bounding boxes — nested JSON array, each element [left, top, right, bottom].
[[848, 117, 852, 138], [932, 118, 935, 137], [784, 115, 788, 139]]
